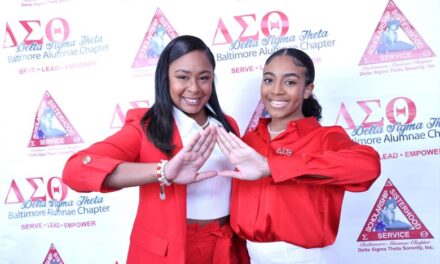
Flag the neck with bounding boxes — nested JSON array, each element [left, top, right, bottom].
[[270, 115, 305, 131], [268, 122, 286, 135], [268, 119, 289, 132], [187, 108, 208, 127], [200, 118, 210, 129]]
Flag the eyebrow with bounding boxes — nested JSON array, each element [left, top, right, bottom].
[[173, 69, 212, 75], [263, 72, 300, 78]]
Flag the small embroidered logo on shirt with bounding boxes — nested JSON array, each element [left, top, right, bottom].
[[276, 147, 292, 156]]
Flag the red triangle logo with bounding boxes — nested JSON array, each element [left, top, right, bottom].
[[42, 243, 65, 264], [132, 8, 178, 68], [28, 90, 83, 147], [357, 178, 433, 241], [359, 0, 435, 65]]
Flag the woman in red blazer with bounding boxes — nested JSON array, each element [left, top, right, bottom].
[[62, 35, 248, 264], [216, 48, 381, 263]]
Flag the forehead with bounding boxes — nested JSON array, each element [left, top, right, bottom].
[[169, 50, 213, 72], [264, 55, 306, 77]]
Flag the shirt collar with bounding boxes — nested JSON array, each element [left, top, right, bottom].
[[173, 106, 220, 137], [173, 107, 199, 137]]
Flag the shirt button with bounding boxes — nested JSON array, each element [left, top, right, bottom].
[[82, 156, 92, 164]]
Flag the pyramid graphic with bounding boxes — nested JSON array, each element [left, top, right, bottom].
[[359, 0, 435, 65], [357, 178, 433, 241], [42, 243, 65, 264], [132, 8, 178, 68], [28, 90, 83, 147]]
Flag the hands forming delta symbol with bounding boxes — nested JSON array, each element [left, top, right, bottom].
[[163, 125, 270, 184]]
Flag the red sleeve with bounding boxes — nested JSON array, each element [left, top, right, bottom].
[[62, 109, 146, 193], [225, 115, 240, 136], [270, 127, 381, 192]]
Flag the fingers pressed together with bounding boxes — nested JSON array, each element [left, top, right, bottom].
[[177, 124, 263, 181], [187, 125, 239, 156]]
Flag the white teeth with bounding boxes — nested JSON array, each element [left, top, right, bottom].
[[270, 100, 287, 108], [184, 97, 200, 105]]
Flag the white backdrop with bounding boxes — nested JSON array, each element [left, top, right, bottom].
[[0, 0, 439, 263]]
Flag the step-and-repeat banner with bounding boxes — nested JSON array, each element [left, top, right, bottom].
[[0, 0, 439, 263]]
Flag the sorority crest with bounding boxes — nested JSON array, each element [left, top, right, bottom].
[[28, 90, 83, 147], [359, 0, 435, 65], [358, 178, 433, 242], [42, 243, 65, 264], [132, 8, 178, 68]]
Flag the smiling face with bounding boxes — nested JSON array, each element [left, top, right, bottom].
[[261, 55, 314, 129], [168, 50, 213, 124]]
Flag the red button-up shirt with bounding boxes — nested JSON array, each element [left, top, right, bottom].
[[230, 117, 381, 248]]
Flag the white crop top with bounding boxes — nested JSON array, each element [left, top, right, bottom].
[[173, 107, 233, 219]]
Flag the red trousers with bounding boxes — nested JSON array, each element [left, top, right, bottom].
[[186, 221, 248, 264]]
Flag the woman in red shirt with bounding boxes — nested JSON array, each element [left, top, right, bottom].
[[62, 35, 248, 264], [216, 48, 381, 263]]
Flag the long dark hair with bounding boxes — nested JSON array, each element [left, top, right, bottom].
[[264, 48, 322, 121], [141, 35, 236, 157]]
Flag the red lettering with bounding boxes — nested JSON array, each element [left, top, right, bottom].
[[47, 177, 68, 201], [110, 101, 151, 129], [110, 104, 126, 129], [21, 223, 43, 230], [212, 19, 233, 45], [45, 18, 70, 42], [27, 177, 46, 201], [212, 11, 289, 45], [358, 99, 384, 128], [335, 102, 356, 129], [231, 66, 254, 74], [386, 97, 416, 124], [381, 152, 398, 159], [334, 97, 418, 129], [4, 23, 18, 48], [4, 180, 25, 204], [4, 177, 68, 205], [235, 14, 259, 42], [21, 20, 43, 45], [3, 18, 70, 48], [261, 11, 289, 37]]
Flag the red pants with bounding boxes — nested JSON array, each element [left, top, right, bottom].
[[186, 221, 248, 264]]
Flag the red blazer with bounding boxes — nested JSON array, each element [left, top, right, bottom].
[[230, 117, 381, 248], [62, 108, 242, 264]]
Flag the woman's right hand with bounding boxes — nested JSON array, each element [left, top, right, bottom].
[[215, 126, 270, 180], [164, 126, 218, 184]]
